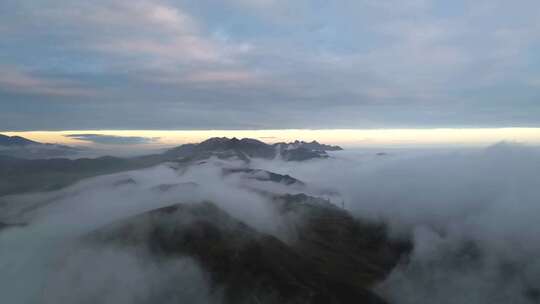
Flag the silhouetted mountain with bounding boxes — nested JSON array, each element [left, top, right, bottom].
[[165, 137, 335, 162], [0, 134, 38, 146], [165, 137, 276, 162], [0, 134, 79, 159], [90, 195, 411, 304]]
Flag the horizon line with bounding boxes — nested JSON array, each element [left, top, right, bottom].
[[3, 128, 540, 148]]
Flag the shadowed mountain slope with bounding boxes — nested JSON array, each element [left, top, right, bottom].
[[90, 195, 410, 304]]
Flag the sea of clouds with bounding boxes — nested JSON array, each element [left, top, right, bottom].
[[1, 142, 539, 303]]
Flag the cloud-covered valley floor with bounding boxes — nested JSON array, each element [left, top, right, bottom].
[[1, 143, 540, 303]]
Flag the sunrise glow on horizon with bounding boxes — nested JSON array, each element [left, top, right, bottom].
[[4, 128, 540, 148]]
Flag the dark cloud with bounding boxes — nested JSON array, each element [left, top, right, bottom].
[[66, 134, 159, 145]]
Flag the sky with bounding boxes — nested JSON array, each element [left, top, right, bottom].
[[1, 0, 540, 131]]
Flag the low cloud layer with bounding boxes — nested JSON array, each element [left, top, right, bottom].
[[254, 143, 540, 303]]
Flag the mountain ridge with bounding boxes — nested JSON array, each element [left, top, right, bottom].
[[0, 133, 79, 159], [89, 196, 411, 304], [166, 137, 342, 162], [0, 136, 343, 196], [0, 134, 39, 146]]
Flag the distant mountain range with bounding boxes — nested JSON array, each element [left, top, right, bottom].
[[0, 136, 343, 196], [0, 134, 79, 159], [165, 137, 341, 162]]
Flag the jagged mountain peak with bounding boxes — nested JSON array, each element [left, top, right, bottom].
[[199, 137, 267, 147], [166, 137, 341, 162]]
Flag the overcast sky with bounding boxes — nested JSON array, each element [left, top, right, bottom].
[[1, 0, 539, 130]]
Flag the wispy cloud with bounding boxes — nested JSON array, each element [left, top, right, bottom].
[[57, 0, 254, 69], [66, 134, 160, 145], [0, 66, 93, 97]]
